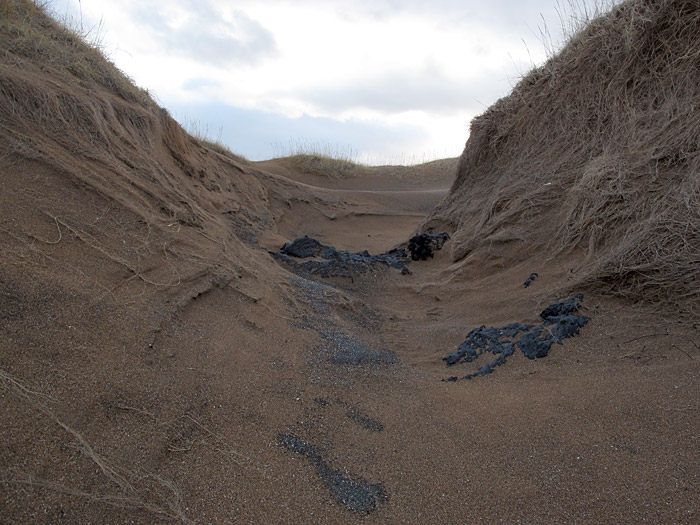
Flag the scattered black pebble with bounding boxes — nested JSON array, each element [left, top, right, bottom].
[[524, 272, 539, 288], [444, 295, 590, 380], [346, 407, 384, 432], [407, 233, 449, 261], [277, 433, 388, 513]]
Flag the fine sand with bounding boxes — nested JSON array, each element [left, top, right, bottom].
[[2, 1, 699, 522], [2, 154, 698, 524]]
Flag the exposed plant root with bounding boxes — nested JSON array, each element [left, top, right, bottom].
[[37, 212, 182, 288], [0, 368, 191, 523]]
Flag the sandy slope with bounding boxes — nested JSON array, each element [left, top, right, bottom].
[[2, 152, 698, 524], [255, 165, 699, 523], [1, 2, 699, 522]]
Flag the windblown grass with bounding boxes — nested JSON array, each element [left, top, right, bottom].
[[0, 0, 151, 105], [428, 0, 700, 312], [0, 368, 191, 522], [180, 116, 249, 163], [269, 139, 367, 178]]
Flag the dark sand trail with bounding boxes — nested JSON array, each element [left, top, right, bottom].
[[257, 166, 700, 523]]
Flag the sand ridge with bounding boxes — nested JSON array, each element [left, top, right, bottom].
[[3, 149, 698, 523], [1, 1, 699, 522]]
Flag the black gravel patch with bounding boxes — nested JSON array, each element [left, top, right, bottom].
[[285, 277, 396, 369], [346, 407, 384, 432], [314, 397, 331, 407], [407, 233, 449, 261], [320, 330, 397, 365], [278, 433, 388, 514], [444, 295, 590, 381], [225, 209, 264, 246]]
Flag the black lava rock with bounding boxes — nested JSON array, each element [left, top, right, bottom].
[[516, 327, 555, 359], [273, 236, 410, 278], [540, 293, 584, 320], [275, 233, 449, 279], [407, 233, 449, 261], [545, 314, 590, 341], [444, 295, 590, 380], [524, 272, 539, 287], [281, 235, 324, 258]]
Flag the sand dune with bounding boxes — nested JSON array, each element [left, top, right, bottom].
[[1, 0, 699, 523]]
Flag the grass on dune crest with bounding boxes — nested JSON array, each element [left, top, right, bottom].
[[428, 0, 700, 314]]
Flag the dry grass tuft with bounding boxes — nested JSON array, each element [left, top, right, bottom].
[[197, 137, 250, 164], [0, 0, 151, 105], [180, 116, 250, 163], [428, 0, 700, 312], [269, 139, 366, 178], [0, 0, 266, 238], [286, 153, 367, 179]]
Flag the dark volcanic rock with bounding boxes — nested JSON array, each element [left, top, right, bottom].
[[443, 323, 533, 366], [524, 272, 539, 287], [282, 235, 324, 258], [540, 293, 584, 320], [407, 233, 449, 261], [516, 326, 554, 359], [274, 234, 449, 279], [278, 433, 388, 514], [272, 236, 410, 278], [546, 314, 590, 341], [444, 295, 590, 380]]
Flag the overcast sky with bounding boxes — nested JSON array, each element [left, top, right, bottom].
[[48, 0, 615, 164]]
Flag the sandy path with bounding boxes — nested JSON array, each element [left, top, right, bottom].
[[260, 167, 700, 523], [1, 158, 697, 524]]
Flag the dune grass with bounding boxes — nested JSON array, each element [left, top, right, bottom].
[[198, 138, 250, 163], [180, 116, 250, 164], [432, 0, 700, 311], [0, 0, 152, 105], [269, 139, 367, 178]]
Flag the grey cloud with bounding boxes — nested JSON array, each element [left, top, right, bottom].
[[244, 0, 597, 46], [292, 64, 499, 116], [253, 0, 561, 31], [131, 1, 277, 66]]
